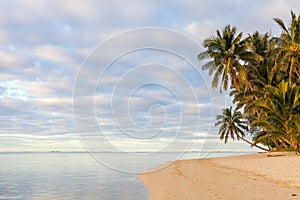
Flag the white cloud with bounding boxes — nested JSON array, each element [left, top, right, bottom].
[[0, 80, 29, 101], [32, 45, 74, 64], [0, 51, 24, 68], [0, 0, 298, 152]]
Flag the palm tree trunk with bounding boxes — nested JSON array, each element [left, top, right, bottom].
[[273, 138, 281, 149], [289, 56, 294, 85], [239, 137, 270, 151]]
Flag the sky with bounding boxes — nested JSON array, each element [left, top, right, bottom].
[[0, 0, 299, 152]]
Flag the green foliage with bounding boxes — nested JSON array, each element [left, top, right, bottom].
[[198, 25, 254, 92], [215, 107, 248, 143], [199, 11, 300, 152]]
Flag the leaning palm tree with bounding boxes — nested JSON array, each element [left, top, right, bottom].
[[198, 25, 251, 92], [215, 106, 269, 151]]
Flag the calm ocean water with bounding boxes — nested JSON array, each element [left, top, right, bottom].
[[0, 151, 256, 200]]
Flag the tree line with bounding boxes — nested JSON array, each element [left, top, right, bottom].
[[198, 11, 300, 152]]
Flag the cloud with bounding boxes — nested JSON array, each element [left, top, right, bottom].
[[0, 0, 299, 152], [32, 45, 74, 64], [0, 80, 29, 101], [0, 50, 24, 69], [0, 30, 7, 44]]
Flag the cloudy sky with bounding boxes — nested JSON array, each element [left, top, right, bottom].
[[0, 0, 299, 152]]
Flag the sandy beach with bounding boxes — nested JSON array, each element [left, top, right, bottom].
[[139, 152, 300, 200]]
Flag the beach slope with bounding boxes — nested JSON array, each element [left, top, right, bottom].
[[139, 153, 300, 200]]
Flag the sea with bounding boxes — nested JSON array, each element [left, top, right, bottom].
[[0, 151, 256, 200]]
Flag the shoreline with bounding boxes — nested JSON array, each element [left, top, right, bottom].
[[139, 152, 300, 200]]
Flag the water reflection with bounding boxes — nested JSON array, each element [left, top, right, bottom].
[[0, 153, 147, 200], [0, 151, 253, 199]]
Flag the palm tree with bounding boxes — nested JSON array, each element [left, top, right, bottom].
[[199, 11, 300, 152], [198, 25, 251, 91], [230, 32, 272, 110], [273, 11, 300, 85], [250, 81, 300, 152], [230, 32, 281, 121], [215, 106, 269, 151], [246, 31, 280, 88]]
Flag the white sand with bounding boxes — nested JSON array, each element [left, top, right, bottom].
[[139, 152, 300, 200]]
